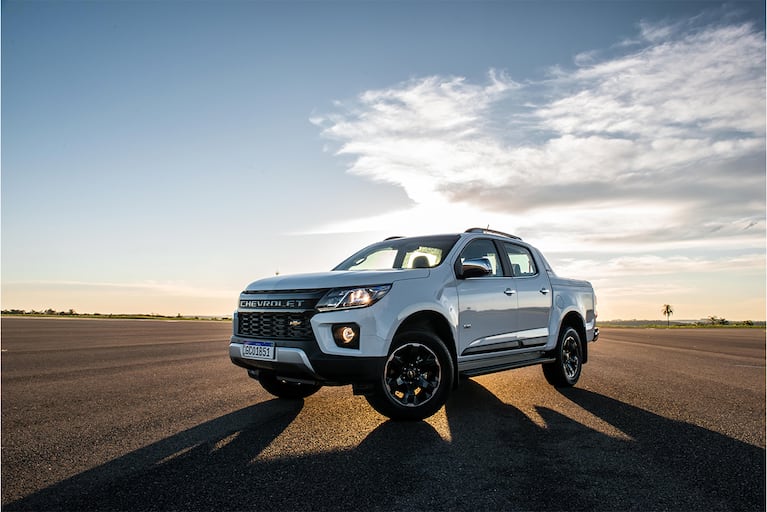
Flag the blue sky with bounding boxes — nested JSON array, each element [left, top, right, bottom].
[[2, 0, 765, 320]]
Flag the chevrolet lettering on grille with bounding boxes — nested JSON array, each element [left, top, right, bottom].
[[239, 299, 307, 309]]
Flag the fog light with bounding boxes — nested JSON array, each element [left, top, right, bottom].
[[332, 324, 360, 349], [339, 327, 356, 343]]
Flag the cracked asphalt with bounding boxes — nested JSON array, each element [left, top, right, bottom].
[[2, 318, 764, 511]]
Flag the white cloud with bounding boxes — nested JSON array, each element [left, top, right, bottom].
[[639, 19, 678, 42], [554, 253, 766, 281], [546, 23, 765, 138], [312, 70, 520, 204], [311, 20, 765, 254]]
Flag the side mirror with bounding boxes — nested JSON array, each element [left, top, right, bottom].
[[457, 258, 493, 279]]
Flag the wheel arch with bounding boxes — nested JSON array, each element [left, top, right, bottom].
[[394, 310, 459, 386], [559, 311, 588, 364]]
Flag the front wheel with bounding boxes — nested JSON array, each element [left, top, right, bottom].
[[365, 331, 454, 421], [542, 326, 583, 387], [258, 371, 322, 400]]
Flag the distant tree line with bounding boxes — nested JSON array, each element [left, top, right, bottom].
[[705, 316, 745, 326], [3, 308, 80, 316], [1, 309, 231, 321], [601, 317, 761, 328]]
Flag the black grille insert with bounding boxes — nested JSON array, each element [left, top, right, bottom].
[[237, 311, 316, 341]]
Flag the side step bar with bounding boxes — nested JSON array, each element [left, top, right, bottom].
[[459, 357, 556, 378]]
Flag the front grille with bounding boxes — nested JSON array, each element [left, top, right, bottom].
[[237, 311, 316, 341]]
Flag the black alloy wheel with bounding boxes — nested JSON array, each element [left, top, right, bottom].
[[542, 326, 583, 387], [365, 330, 454, 421]]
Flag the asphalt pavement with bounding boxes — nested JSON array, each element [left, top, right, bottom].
[[2, 318, 764, 511]]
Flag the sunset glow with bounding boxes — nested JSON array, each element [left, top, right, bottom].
[[2, 2, 764, 320]]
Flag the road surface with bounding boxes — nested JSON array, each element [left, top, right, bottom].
[[2, 318, 764, 510]]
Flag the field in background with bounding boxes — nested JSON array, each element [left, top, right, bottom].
[[600, 319, 765, 328]]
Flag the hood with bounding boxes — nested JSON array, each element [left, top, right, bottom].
[[244, 269, 430, 292]]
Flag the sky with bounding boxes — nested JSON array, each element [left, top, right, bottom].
[[2, 0, 765, 321]]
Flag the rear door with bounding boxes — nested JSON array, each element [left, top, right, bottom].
[[502, 241, 552, 345]]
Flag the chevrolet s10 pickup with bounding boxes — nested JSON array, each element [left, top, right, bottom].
[[230, 228, 598, 420]]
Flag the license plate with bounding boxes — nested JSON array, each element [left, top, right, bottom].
[[241, 341, 275, 360]]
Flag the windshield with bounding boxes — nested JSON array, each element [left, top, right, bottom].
[[334, 235, 460, 271]]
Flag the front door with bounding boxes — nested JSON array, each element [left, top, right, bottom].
[[455, 239, 518, 356]]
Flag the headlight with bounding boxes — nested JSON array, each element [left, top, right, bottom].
[[316, 285, 392, 311]]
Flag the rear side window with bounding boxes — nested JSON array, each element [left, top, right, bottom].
[[503, 242, 538, 277]]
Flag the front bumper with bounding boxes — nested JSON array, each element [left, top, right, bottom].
[[229, 335, 384, 385]]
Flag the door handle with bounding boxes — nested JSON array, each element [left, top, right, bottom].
[[539, 288, 550, 295], [504, 288, 516, 296]]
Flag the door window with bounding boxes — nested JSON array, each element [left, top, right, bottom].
[[503, 243, 538, 277], [458, 239, 503, 277]]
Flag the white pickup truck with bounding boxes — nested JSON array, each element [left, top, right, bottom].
[[230, 228, 598, 420]]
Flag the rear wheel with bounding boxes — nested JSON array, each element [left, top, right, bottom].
[[542, 326, 583, 387], [365, 331, 454, 421], [258, 371, 322, 399]]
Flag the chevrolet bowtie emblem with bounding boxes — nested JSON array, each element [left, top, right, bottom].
[[289, 320, 302, 327]]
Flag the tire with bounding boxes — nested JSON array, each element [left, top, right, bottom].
[[258, 371, 322, 400], [542, 326, 583, 387], [365, 330, 454, 421]]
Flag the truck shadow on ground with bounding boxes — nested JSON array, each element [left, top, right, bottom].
[[6, 380, 765, 511]]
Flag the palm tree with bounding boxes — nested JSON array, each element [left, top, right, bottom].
[[662, 304, 673, 327]]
